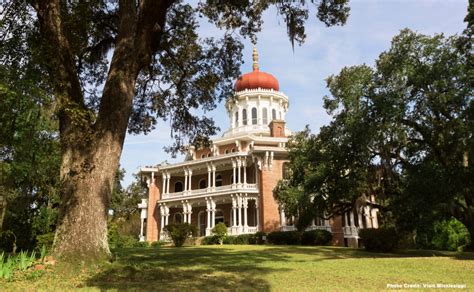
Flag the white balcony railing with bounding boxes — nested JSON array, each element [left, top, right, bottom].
[[161, 183, 258, 200]]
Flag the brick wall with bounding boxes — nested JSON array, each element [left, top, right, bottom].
[[146, 178, 160, 242]]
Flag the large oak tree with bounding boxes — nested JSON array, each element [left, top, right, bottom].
[[1, 0, 349, 262]]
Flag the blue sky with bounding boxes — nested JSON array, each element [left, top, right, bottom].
[[120, 0, 468, 186]]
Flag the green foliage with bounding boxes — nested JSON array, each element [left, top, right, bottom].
[[35, 233, 54, 251], [301, 230, 332, 246], [223, 234, 256, 245], [267, 231, 302, 245], [150, 241, 163, 248], [274, 29, 474, 247], [108, 222, 139, 249], [0, 252, 15, 280], [133, 241, 150, 248], [432, 218, 471, 252], [0, 250, 37, 280], [212, 222, 228, 245], [359, 228, 399, 252], [201, 236, 220, 245], [0, 231, 16, 253], [255, 232, 267, 245], [164, 223, 197, 247]]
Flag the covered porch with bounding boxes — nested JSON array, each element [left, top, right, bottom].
[[158, 193, 260, 240]]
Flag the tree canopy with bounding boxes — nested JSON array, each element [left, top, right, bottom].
[[1, 0, 350, 262], [274, 29, 473, 246]]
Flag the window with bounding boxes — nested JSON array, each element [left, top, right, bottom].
[[251, 107, 257, 125], [231, 148, 236, 153], [242, 109, 248, 125], [262, 108, 268, 125], [174, 213, 182, 224], [199, 179, 207, 189], [207, 153, 212, 157], [235, 111, 239, 126], [225, 149, 229, 154], [215, 174, 222, 187], [272, 109, 276, 120], [201, 154, 206, 159], [174, 181, 183, 192]]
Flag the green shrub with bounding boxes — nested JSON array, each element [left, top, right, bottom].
[[255, 232, 267, 244], [301, 230, 332, 246], [212, 222, 228, 245], [0, 252, 16, 280], [359, 228, 398, 252], [133, 241, 150, 248], [36, 232, 54, 250], [202, 235, 220, 245], [267, 231, 301, 245], [151, 241, 162, 248], [431, 218, 471, 252], [164, 223, 197, 247], [0, 231, 17, 253]]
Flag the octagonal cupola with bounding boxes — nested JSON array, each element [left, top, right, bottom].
[[224, 47, 290, 138]]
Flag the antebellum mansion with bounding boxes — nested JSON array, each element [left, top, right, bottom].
[[138, 48, 379, 247]]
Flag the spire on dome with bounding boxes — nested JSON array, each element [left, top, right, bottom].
[[252, 46, 259, 71]]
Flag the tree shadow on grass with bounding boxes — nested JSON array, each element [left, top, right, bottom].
[[84, 246, 291, 290], [261, 245, 474, 261]]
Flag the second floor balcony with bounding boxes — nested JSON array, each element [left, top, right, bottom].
[[160, 182, 259, 201]]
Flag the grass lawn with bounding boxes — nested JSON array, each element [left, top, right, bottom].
[[3, 245, 474, 290]]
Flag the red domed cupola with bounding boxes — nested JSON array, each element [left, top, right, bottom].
[[235, 47, 280, 92]]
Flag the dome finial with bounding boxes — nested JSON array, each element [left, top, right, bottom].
[[252, 46, 259, 71]]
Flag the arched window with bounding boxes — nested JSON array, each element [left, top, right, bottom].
[[215, 174, 223, 187], [174, 213, 183, 224], [199, 179, 207, 189], [174, 181, 183, 192], [235, 111, 239, 126], [201, 154, 206, 159], [207, 153, 212, 157], [242, 109, 248, 125], [262, 108, 268, 125], [231, 148, 236, 153], [272, 109, 276, 120], [225, 149, 229, 154], [251, 107, 257, 125]]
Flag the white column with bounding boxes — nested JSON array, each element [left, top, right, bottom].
[[165, 206, 169, 226], [365, 206, 372, 228], [350, 211, 355, 227], [255, 199, 260, 231], [211, 198, 216, 228], [371, 208, 379, 228], [207, 164, 211, 192], [232, 196, 237, 234], [232, 160, 236, 187], [166, 172, 171, 194], [358, 209, 363, 228], [206, 198, 211, 235], [280, 207, 286, 227], [184, 169, 188, 193], [243, 159, 247, 186], [160, 205, 165, 230], [311, 219, 316, 227], [212, 165, 216, 190], [237, 195, 242, 232], [182, 201, 188, 223], [188, 168, 193, 194], [243, 196, 248, 232], [187, 202, 192, 224], [162, 174, 166, 194], [237, 159, 242, 185]]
